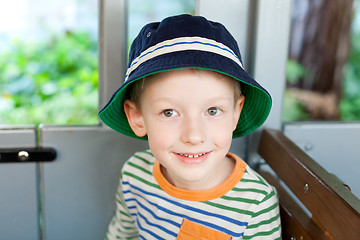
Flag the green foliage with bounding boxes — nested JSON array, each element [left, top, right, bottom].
[[282, 90, 310, 122], [285, 59, 306, 84], [340, 28, 360, 120], [339, 0, 360, 121], [282, 59, 310, 122], [0, 31, 98, 125]]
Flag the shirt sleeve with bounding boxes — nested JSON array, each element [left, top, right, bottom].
[[105, 176, 139, 240], [242, 186, 282, 239]]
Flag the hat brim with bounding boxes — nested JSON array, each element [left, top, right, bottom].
[[99, 50, 272, 140]]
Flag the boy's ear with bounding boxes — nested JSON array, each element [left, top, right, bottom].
[[123, 100, 147, 137], [233, 95, 245, 131]]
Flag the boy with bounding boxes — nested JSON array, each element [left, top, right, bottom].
[[99, 14, 281, 240]]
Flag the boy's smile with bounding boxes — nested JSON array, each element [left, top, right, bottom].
[[174, 151, 211, 165], [124, 68, 245, 191]]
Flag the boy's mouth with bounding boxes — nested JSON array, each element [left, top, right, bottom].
[[174, 151, 211, 165]]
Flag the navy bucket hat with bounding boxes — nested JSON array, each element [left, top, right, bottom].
[[99, 14, 272, 139]]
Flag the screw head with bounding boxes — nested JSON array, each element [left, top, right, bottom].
[[18, 151, 29, 161], [304, 183, 309, 194], [304, 143, 313, 151]]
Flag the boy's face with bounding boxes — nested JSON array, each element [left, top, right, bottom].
[[124, 69, 245, 191]]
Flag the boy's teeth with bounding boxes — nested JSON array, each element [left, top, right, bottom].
[[180, 153, 205, 158]]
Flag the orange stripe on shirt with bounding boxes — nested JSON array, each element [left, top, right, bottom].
[[153, 152, 246, 201]]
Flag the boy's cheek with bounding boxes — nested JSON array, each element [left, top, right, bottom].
[[147, 126, 173, 140]]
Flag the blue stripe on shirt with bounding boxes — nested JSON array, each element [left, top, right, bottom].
[[136, 217, 166, 240], [123, 182, 245, 237], [127, 199, 179, 237], [123, 181, 248, 226]]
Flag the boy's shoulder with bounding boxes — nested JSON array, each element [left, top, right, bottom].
[[239, 164, 278, 196], [122, 150, 155, 171], [120, 150, 156, 187]]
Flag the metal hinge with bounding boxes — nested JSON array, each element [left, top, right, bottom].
[[0, 147, 56, 163]]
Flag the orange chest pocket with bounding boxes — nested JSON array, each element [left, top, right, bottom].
[[177, 218, 232, 240]]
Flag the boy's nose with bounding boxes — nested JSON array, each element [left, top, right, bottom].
[[180, 116, 206, 145]]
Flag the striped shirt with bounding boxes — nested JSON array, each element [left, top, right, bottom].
[[105, 151, 281, 240]]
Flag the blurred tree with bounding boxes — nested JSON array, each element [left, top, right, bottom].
[[287, 0, 354, 120]]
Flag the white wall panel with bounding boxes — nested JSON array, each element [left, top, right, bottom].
[[40, 126, 148, 239], [0, 126, 39, 240], [284, 122, 360, 199]]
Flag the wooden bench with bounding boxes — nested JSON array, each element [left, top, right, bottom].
[[257, 128, 360, 240]]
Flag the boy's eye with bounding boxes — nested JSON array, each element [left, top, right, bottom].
[[207, 107, 221, 116], [162, 109, 178, 117]]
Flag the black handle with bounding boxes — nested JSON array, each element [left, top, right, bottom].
[[0, 147, 57, 163]]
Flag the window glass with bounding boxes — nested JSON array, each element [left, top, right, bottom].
[[0, 0, 98, 125], [283, 0, 360, 122]]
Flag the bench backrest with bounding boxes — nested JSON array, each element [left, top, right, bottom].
[[258, 128, 360, 240]]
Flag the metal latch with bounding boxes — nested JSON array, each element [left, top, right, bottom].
[[0, 147, 57, 163]]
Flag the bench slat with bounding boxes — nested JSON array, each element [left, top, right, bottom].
[[259, 171, 329, 240]]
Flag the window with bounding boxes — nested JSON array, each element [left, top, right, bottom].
[[0, 0, 196, 126], [0, 0, 98, 125], [283, 0, 360, 122]]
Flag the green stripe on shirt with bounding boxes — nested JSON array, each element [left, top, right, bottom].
[[202, 201, 254, 216], [243, 224, 281, 239], [123, 171, 162, 190]]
